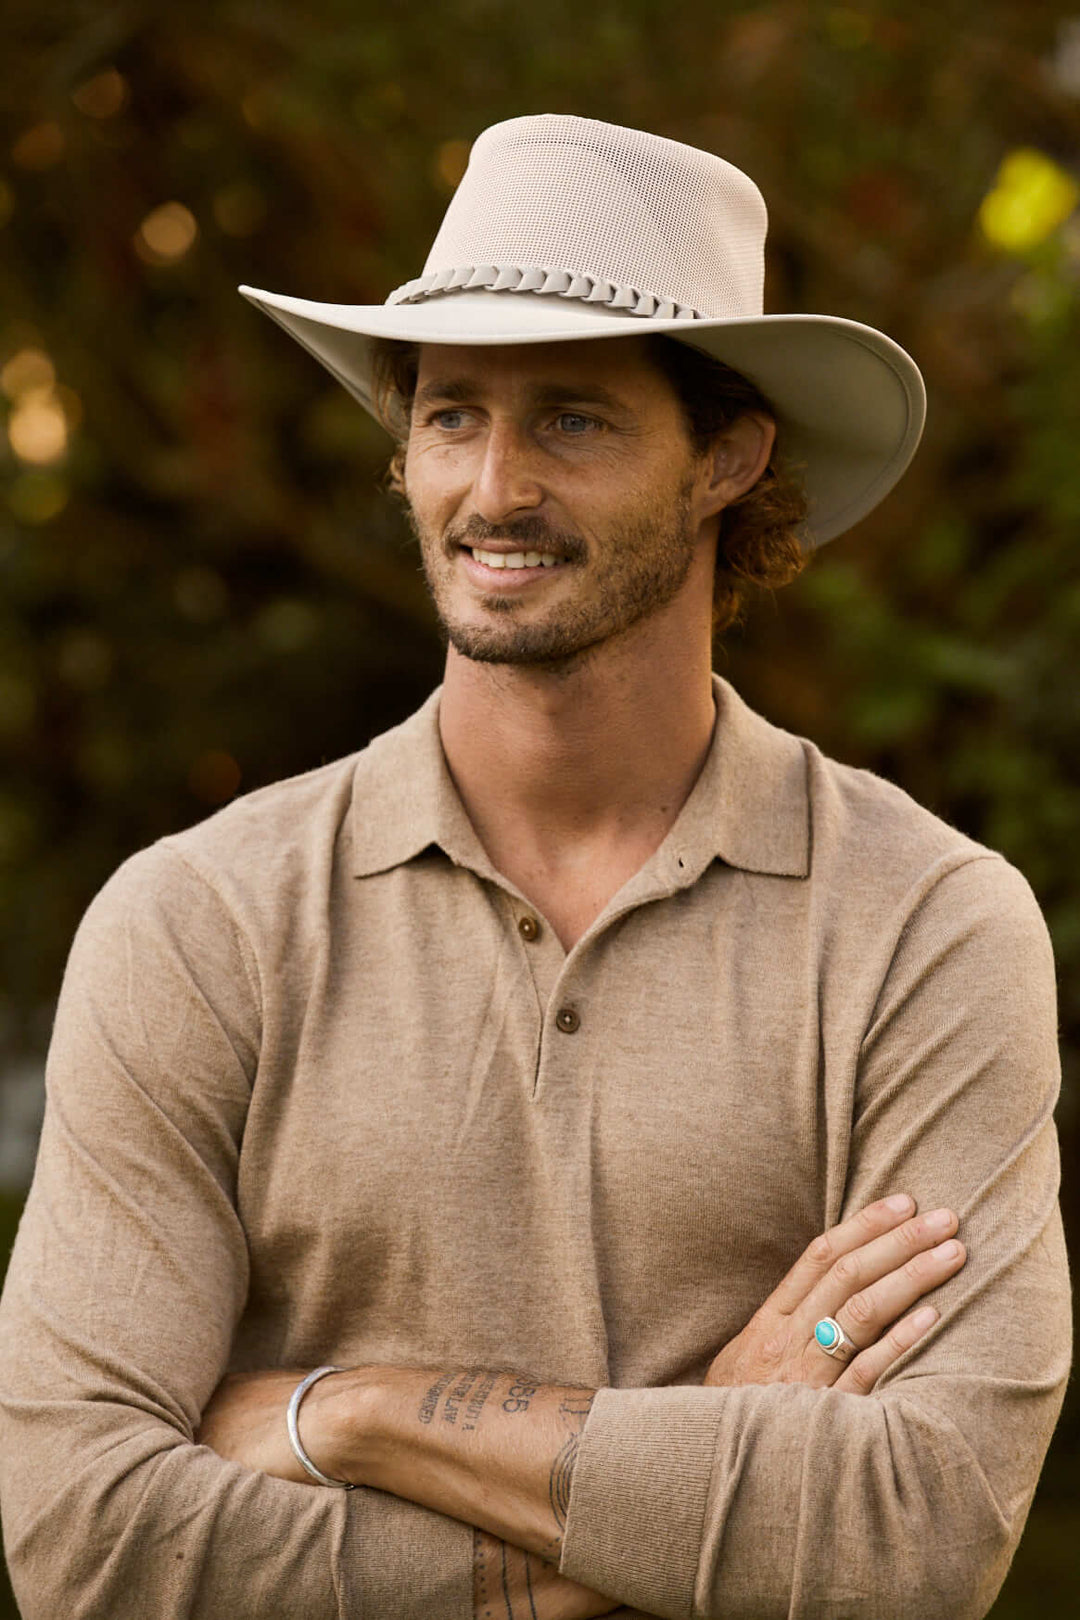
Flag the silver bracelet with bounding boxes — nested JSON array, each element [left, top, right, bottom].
[[286, 1366, 356, 1489]]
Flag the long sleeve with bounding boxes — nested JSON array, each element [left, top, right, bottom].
[[558, 855, 1072, 1620], [0, 845, 474, 1620]]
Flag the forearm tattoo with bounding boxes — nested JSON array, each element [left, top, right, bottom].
[[549, 1393, 594, 1531], [417, 1366, 503, 1428], [473, 1529, 540, 1620], [502, 1377, 538, 1415], [416, 1366, 545, 1429], [420, 1368, 596, 1593]]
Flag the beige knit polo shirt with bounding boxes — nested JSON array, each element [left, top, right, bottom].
[[0, 676, 1070, 1620]]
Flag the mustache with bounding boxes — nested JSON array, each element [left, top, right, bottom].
[[446, 515, 587, 562]]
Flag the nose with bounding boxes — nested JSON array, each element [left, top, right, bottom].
[[471, 420, 543, 522]]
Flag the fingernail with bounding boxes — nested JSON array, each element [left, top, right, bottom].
[[885, 1194, 914, 1214], [911, 1305, 938, 1332], [933, 1239, 961, 1260], [926, 1208, 954, 1231]]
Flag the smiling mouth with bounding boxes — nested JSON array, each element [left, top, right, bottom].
[[466, 547, 563, 570]]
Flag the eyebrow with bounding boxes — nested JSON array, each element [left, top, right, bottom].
[[413, 377, 635, 414]]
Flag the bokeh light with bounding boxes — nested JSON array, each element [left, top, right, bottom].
[[1, 348, 54, 398], [134, 201, 199, 264], [7, 390, 68, 464], [10, 121, 64, 170], [979, 148, 1080, 253], [2, 349, 80, 468], [71, 69, 128, 120]]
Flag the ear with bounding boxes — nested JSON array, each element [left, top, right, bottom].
[[696, 412, 776, 517]]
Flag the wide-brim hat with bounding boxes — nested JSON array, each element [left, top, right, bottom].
[[239, 114, 926, 546]]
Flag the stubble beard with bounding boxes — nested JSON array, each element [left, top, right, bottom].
[[409, 479, 700, 669]]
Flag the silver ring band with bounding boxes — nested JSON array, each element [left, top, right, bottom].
[[286, 1365, 355, 1488], [813, 1316, 856, 1360]]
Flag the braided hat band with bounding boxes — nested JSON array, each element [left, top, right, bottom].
[[239, 114, 926, 547], [388, 262, 700, 322]]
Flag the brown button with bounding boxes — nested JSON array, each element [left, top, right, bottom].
[[518, 915, 540, 942], [555, 1006, 580, 1035]]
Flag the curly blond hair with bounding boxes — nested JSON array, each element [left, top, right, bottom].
[[368, 332, 809, 634]]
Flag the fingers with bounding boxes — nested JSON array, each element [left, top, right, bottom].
[[809, 1213, 964, 1348], [753, 1195, 964, 1396], [841, 1236, 965, 1349], [800, 1229, 965, 1389], [833, 1305, 940, 1395], [770, 1194, 917, 1316]]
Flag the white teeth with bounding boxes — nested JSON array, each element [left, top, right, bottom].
[[470, 548, 561, 570]]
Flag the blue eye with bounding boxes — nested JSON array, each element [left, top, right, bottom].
[[432, 409, 467, 430], [556, 413, 595, 434]]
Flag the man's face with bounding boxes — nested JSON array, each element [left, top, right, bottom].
[[403, 338, 713, 668]]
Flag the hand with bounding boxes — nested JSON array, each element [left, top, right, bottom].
[[473, 1529, 619, 1620], [704, 1195, 965, 1394]]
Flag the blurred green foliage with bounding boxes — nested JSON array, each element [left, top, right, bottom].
[[1, 0, 1078, 1613]]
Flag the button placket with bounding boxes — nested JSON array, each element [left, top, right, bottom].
[[526, 921, 594, 1096]]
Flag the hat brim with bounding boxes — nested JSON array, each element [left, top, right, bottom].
[[238, 285, 925, 547]]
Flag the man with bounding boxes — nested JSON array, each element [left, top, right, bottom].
[[0, 115, 1069, 1620]]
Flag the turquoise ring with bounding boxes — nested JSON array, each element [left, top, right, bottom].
[[814, 1316, 855, 1359]]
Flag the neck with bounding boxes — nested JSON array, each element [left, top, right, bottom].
[[438, 597, 717, 907]]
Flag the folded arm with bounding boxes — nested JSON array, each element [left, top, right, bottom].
[[197, 1193, 964, 1538], [203, 857, 1070, 1620]]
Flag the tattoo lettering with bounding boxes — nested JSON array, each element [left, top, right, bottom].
[[444, 1368, 481, 1426], [418, 1366, 509, 1429], [462, 1369, 500, 1431], [558, 1393, 595, 1428], [420, 1365, 553, 1431], [417, 1369, 458, 1425], [501, 1378, 538, 1416]]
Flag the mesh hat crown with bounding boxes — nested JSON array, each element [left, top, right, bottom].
[[391, 115, 768, 321], [240, 114, 926, 546]]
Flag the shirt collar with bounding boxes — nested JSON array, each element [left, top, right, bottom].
[[350, 687, 498, 880], [669, 675, 810, 881], [349, 675, 809, 882]]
